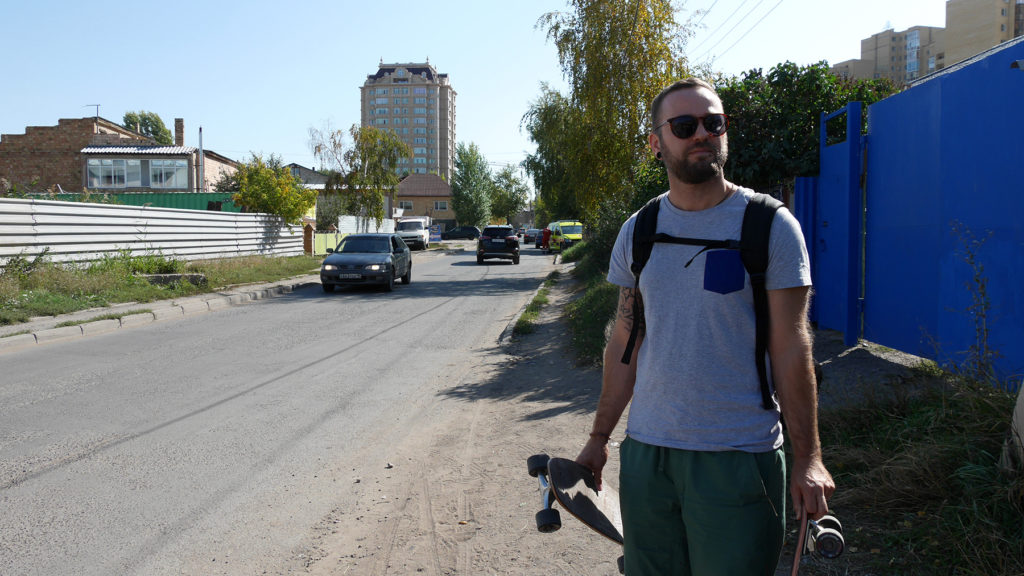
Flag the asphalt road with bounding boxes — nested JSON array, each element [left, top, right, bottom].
[[0, 244, 558, 575]]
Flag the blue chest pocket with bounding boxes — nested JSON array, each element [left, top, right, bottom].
[[703, 250, 745, 295]]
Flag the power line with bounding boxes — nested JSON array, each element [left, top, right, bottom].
[[689, 0, 750, 54], [714, 0, 785, 63], [694, 0, 766, 64], [692, 0, 718, 29]]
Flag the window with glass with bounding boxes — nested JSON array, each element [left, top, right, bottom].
[[399, 200, 413, 210], [434, 201, 447, 211], [150, 159, 188, 189]]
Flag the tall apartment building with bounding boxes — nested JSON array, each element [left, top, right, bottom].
[[832, 26, 944, 83], [832, 0, 1024, 83], [360, 61, 456, 182], [946, 0, 1024, 63]]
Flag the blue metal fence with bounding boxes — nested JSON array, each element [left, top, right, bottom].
[[806, 37, 1024, 384]]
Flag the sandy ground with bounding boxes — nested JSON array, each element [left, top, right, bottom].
[[282, 263, 924, 576]]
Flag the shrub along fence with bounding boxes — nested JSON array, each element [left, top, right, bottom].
[[0, 197, 302, 265]]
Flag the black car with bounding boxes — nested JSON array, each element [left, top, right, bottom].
[[441, 225, 480, 240], [476, 226, 520, 265], [320, 233, 411, 292]]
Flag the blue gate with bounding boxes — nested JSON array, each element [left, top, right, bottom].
[[811, 37, 1024, 383]]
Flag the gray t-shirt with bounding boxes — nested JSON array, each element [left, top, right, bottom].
[[607, 188, 811, 452]]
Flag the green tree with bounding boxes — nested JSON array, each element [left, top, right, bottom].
[[716, 61, 898, 192], [522, 85, 579, 223], [309, 124, 411, 228], [123, 111, 173, 145], [538, 0, 690, 216], [450, 142, 492, 227], [231, 154, 316, 224], [490, 166, 529, 224]]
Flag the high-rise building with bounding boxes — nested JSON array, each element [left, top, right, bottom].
[[833, 26, 944, 83], [360, 61, 456, 182], [831, 0, 1024, 83], [945, 0, 1024, 64]]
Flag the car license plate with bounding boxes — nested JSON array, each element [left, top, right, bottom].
[[338, 273, 361, 279], [491, 240, 505, 246]]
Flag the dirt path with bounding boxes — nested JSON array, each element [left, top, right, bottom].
[[288, 264, 923, 576]]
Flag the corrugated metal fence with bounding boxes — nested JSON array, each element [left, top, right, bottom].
[[0, 197, 303, 264]]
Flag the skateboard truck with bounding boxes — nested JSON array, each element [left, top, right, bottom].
[[791, 507, 845, 575], [528, 453, 624, 573]]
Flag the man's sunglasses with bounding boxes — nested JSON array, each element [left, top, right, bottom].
[[654, 113, 730, 139]]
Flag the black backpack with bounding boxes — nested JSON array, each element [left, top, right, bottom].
[[621, 192, 783, 411]]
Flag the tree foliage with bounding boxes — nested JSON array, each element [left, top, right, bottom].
[[450, 142, 492, 227], [123, 111, 173, 145], [522, 86, 578, 224], [309, 124, 411, 228], [230, 154, 316, 224], [490, 166, 529, 224], [716, 61, 898, 192], [535, 0, 690, 217]]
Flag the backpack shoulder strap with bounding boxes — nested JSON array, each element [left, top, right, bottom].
[[740, 193, 784, 410], [620, 195, 661, 364]]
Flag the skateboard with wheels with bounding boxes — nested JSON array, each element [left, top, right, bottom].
[[790, 506, 845, 575], [527, 453, 624, 573]]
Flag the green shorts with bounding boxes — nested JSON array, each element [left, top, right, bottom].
[[619, 437, 786, 575]]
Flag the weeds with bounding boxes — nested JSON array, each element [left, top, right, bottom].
[[513, 271, 561, 335], [0, 252, 321, 326]]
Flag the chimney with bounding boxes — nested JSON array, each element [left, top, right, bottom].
[[175, 118, 184, 146]]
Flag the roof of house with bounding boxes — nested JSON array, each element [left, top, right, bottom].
[[397, 173, 451, 197], [82, 145, 196, 155]]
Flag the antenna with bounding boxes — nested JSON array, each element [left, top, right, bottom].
[[84, 104, 100, 119]]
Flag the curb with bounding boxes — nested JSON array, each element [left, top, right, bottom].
[[0, 280, 318, 355]]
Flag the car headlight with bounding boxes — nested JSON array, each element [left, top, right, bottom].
[[323, 264, 338, 271], [364, 263, 387, 271]]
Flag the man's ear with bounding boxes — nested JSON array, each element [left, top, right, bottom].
[[648, 131, 662, 160]]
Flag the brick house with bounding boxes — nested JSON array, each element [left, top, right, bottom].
[[395, 173, 454, 228], [0, 117, 237, 195]]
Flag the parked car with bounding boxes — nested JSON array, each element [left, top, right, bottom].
[[441, 225, 481, 240], [320, 233, 411, 292], [548, 220, 584, 253], [523, 228, 540, 244], [395, 217, 430, 250], [476, 225, 520, 265]]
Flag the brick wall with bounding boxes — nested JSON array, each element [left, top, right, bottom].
[[0, 118, 149, 193]]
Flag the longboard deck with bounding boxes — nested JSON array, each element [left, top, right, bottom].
[[547, 457, 624, 544]]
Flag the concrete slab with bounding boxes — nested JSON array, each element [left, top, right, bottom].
[[206, 298, 232, 311], [120, 313, 156, 328], [35, 325, 83, 343], [0, 333, 37, 353], [180, 300, 211, 316], [152, 307, 184, 321], [81, 319, 122, 336]]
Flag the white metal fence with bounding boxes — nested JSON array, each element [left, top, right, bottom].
[[0, 198, 303, 265]]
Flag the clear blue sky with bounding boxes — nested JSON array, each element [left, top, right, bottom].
[[0, 0, 946, 183]]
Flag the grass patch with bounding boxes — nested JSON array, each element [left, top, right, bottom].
[[513, 271, 561, 335], [812, 373, 1024, 575], [560, 241, 586, 263], [565, 276, 618, 365], [1, 252, 321, 326]]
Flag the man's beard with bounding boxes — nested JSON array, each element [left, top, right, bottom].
[[666, 140, 728, 184]]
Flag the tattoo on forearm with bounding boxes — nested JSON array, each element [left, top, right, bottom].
[[619, 287, 645, 336]]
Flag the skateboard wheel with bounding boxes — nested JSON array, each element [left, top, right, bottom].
[[813, 527, 845, 559], [527, 454, 550, 478], [817, 515, 842, 533], [535, 508, 561, 533]]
